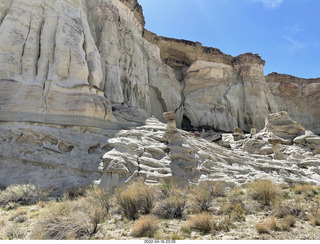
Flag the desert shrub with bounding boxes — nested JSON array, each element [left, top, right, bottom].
[[32, 187, 109, 240], [255, 223, 269, 234], [189, 181, 225, 212], [273, 200, 305, 219], [309, 203, 320, 226], [0, 184, 48, 206], [153, 192, 187, 219], [84, 185, 111, 213], [8, 209, 28, 223], [281, 215, 296, 231], [216, 216, 235, 232], [211, 181, 227, 197], [180, 226, 192, 236], [218, 198, 246, 222], [116, 181, 154, 220], [170, 233, 183, 240], [189, 183, 214, 212], [131, 215, 158, 238], [157, 181, 173, 198], [188, 212, 216, 234], [248, 180, 280, 206], [5, 223, 25, 240], [266, 217, 280, 231]]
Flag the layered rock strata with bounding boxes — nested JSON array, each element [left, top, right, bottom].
[[266, 73, 320, 134], [0, 0, 320, 192], [100, 112, 320, 192], [144, 30, 279, 132], [0, 0, 181, 128]]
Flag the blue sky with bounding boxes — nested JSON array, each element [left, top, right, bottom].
[[139, 0, 320, 78]]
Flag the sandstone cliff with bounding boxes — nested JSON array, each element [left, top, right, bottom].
[[266, 73, 320, 134], [0, 0, 181, 128], [0, 0, 319, 193], [144, 30, 279, 132], [0, 0, 318, 133]]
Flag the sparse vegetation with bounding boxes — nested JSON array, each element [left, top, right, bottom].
[[5, 223, 25, 240], [0, 184, 48, 206], [131, 215, 159, 238], [255, 222, 270, 234], [31, 186, 109, 240], [309, 202, 320, 226], [248, 180, 280, 206], [116, 180, 154, 220], [218, 198, 246, 222], [0, 180, 320, 240], [281, 215, 296, 231], [189, 181, 225, 212], [294, 184, 319, 196], [188, 212, 216, 234], [273, 200, 305, 219], [153, 191, 187, 219], [266, 217, 280, 231]]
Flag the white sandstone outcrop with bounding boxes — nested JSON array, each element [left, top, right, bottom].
[[0, 0, 319, 193], [99, 113, 320, 191]]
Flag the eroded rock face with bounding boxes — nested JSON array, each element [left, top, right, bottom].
[[144, 31, 279, 132], [0, 0, 320, 193], [100, 115, 320, 191], [264, 111, 306, 140], [0, 0, 181, 128], [0, 0, 317, 135], [266, 72, 320, 134]]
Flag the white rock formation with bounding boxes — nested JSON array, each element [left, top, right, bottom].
[[0, 0, 319, 193], [100, 115, 320, 191]]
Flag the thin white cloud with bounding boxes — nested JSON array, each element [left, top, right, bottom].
[[285, 24, 303, 35], [251, 0, 284, 9], [282, 35, 306, 51]]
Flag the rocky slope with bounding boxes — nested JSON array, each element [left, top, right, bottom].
[[0, 0, 319, 192]]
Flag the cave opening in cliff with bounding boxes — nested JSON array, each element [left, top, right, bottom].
[[181, 115, 193, 131]]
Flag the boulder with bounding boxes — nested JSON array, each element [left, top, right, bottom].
[[264, 111, 305, 140]]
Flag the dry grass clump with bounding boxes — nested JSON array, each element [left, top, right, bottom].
[[131, 215, 159, 238], [309, 203, 320, 226], [273, 200, 305, 219], [216, 216, 235, 232], [266, 217, 280, 231], [293, 184, 319, 196], [188, 212, 216, 234], [281, 215, 296, 231], [255, 222, 270, 234], [4, 223, 25, 240], [0, 184, 48, 206], [116, 181, 154, 220], [189, 181, 226, 212], [31, 186, 109, 240], [170, 233, 183, 240], [248, 180, 280, 206], [218, 198, 246, 222], [8, 209, 28, 223], [255, 217, 281, 234], [153, 190, 187, 219]]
